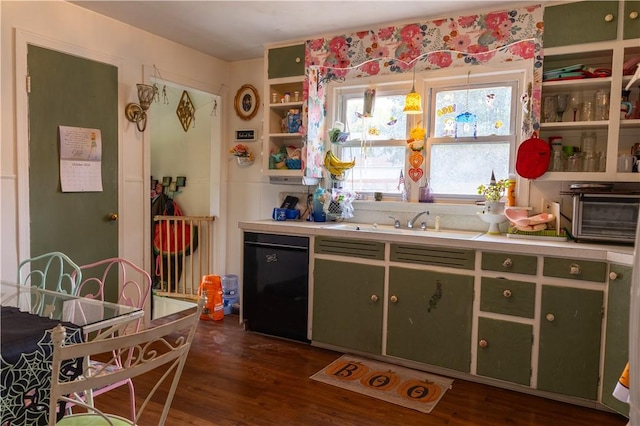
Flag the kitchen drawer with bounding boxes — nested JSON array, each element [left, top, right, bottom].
[[481, 251, 537, 275], [267, 44, 305, 79], [315, 236, 385, 260], [480, 277, 535, 318], [543, 257, 607, 283], [390, 243, 475, 270]]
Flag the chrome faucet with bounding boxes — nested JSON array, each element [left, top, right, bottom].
[[388, 216, 401, 228], [408, 211, 429, 229]]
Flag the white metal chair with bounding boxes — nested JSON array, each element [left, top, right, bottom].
[[48, 298, 204, 426], [72, 257, 153, 421], [18, 251, 82, 295]]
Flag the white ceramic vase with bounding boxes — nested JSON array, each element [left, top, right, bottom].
[[479, 201, 507, 234]]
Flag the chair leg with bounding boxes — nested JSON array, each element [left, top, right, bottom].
[[127, 378, 137, 421]]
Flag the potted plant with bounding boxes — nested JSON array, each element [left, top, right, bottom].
[[477, 178, 509, 203]]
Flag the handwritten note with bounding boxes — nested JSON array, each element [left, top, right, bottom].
[[59, 126, 103, 192]]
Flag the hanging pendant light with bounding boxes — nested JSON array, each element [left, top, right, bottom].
[[403, 65, 422, 114]]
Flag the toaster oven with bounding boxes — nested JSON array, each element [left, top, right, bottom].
[[570, 184, 640, 244]]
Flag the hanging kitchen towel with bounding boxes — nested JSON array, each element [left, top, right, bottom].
[[516, 133, 550, 179]]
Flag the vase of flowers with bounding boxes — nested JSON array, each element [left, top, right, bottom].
[[477, 174, 509, 234], [229, 143, 254, 166]]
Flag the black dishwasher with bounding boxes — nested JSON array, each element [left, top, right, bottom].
[[243, 232, 309, 342]]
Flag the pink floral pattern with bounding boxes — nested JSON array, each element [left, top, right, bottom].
[[303, 5, 544, 179]]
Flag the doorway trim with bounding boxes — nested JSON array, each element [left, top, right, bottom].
[[142, 65, 227, 276], [14, 28, 125, 262]]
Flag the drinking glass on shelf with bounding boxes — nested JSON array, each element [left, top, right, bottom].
[[569, 93, 581, 122], [543, 96, 558, 123], [556, 94, 568, 122]]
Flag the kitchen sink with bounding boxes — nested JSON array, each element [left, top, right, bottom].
[[320, 223, 483, 240]]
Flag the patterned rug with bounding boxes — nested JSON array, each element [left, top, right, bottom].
[[310, 354, 453, 414]]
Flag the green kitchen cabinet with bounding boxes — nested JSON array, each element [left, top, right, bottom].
[[624, 1, 640, 39], [480, 277, 536, 319], [386, 266, 474, 372], [602, 264, 632, 416], [543, 1, 619, 47], [537, 285, 604, 400], [477, 317, 533, 386], [312, 258, 384, 354], [543, 257, 607, 283], [267, 44, 305, 79]]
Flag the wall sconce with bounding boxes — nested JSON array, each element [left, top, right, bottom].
[[125, 84, 156, 132], [403, 66, 423, 114]]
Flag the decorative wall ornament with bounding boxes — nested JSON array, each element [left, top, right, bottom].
[[234, 84, 260, 120], [176, 90, 195, 132]]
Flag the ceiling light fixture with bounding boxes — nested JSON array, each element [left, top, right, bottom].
[[403, 65, 422, 114], [125, 84, 156, 132]]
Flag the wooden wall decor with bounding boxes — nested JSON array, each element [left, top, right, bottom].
[[176, 90, 195, 132]]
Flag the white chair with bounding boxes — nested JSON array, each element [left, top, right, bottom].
[[48, 298, 204, 426], [73, 257, 152, 420], [18, 251, 82, 295]]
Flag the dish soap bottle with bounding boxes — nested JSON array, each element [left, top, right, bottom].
[[312, 187, 326, 222], [418, 178, 434, 203]]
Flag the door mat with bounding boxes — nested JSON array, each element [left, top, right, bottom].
[[310, 354, 453, 414]]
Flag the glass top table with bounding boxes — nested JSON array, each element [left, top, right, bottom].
[[0, 281, 144, 334]]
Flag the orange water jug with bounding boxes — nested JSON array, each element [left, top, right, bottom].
[[198, 275, 224, 321]]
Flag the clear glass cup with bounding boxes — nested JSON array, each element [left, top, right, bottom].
[[567, 154, 582, 172], [594, 90, 609, 120], [556, 94, 568, 122], [581, 100, 595, 121], [580, 131, 596, 153], [543, 96, 558, 123]]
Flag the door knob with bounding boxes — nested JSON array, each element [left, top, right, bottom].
[[109, 213, 118, 221]]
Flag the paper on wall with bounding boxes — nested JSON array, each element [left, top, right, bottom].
[[59, 125, 103, 192]]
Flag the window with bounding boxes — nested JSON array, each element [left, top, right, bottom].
[[427, 75, 520, 199], [332, 84, 411, 194], [330, 68, 523, 199]]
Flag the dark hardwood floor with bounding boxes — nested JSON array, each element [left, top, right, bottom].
[[92, 311, 629, 426]]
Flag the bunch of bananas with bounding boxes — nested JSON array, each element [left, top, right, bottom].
[[324, 150, 356, 180]]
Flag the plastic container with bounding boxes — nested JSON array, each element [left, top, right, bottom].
[[507, 174, 517, 206], [198, 275, 224, 321], [222, 275, 239, 297]]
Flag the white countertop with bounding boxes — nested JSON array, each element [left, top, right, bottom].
[[239, 219, 636, 265]]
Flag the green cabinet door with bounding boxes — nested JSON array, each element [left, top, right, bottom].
[[268, 44, 305, 79], [477, 317, 533, 386], [312, 259, 384, 354], [624, 1, 640, 39], [387, 267, 473, 372], [544, 1, 619, 48], [538, 286, 603, 400], [602, 265, 632, 416]]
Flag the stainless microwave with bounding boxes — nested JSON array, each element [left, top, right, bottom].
[[572, 192, 640, 244]]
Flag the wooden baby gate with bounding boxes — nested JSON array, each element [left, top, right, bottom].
[[153, 214, 215, 300]]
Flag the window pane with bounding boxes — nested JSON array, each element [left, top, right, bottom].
[[345, 95, 407, 141], [433, 85, 513, 138], [338, 144, 405, 193], [429, 142, 510, 196]]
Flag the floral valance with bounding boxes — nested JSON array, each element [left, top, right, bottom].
[[303, 4, 544, 179]]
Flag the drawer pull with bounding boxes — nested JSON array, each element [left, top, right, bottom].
[[503, 289, 512, 298], [630, 11, 638, 20], [546, 313, 555, 322], [295, 57, 301, 63], [604, 13, 615, 22], [478, 339, 488, 348], [569, 263, 582, 275], [370, 294, 379, 302], [390, 295, 398, 303], [502, 258, 513, 268], [609, 272, 618, 280]]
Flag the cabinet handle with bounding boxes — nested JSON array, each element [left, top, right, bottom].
[[569, 263, 582, 275], [478, 339, 488, 348], [390, 295, 398, 303], [295, 57, 301, 63], [502, 258, 513, 268], [609, 272, 618, 280], [630, 11, 639, 20], [604, 13, 615, 22], [503, 289, 512, 298], [546, 313, 555, 322], [370, 294, 379, 302]]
